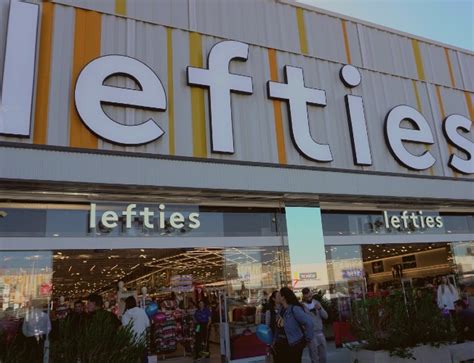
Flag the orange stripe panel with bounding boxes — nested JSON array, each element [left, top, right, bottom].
[[464, 92, 474, 124], [341, 20, 352, 65], [268, 49, 287, 165], [411, 39, 425, 81], [33, 3, 54, 145], [444, 48, 456, 88], [69, 9, 101, 149]]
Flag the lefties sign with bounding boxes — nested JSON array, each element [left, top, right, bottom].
[[0, 2, 472, 174]]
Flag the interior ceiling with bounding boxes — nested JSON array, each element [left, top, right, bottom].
[[52, 247, 281, 299], [361, 242, 451, 262], [0, 180, 473, 212]]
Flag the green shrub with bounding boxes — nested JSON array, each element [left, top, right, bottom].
[[350, 290, 456, 358], [50, 312, 146, 363]]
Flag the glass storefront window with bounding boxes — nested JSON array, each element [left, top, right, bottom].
[[325, 245, 365, 321], [451, 240, 474, 307], [0, 204, 284, 238], [0, 245, 289, 362], [321, 211, 474, 236], [0, 251, 53, 362]]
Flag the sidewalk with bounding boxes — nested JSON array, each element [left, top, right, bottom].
[[302, 341, 351, 363]]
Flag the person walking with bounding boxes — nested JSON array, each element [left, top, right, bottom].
[[86, 294, 121, 329], [193, 300, 212, 361], [302, 288, 328, 363], [273, 287, 314, 363], [122, 296, 150, 363]]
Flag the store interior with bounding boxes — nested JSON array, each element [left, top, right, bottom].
[[1, 246, 289, 361]]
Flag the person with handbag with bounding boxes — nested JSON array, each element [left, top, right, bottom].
[[272, 287, 314, 363]]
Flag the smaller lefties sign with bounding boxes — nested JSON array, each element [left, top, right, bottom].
[[89, 203, 200, 230], [383, 211, 443, 230]]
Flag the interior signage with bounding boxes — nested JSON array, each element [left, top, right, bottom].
[[383, 211, 443, 230], [1, 2, 472, 174], [89, 203, 200, 231]]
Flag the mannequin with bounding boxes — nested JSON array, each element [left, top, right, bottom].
[[437, 276, 459, 313], [56, 296, 69, 319], [140, 287, 148, 309]]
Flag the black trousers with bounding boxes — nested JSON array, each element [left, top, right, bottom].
[[194, 323, 209, 358], [273, 339, 306, 363]]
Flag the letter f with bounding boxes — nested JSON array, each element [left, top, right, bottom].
[[187, 41, 253, 154], [0, 1, 39, 136]]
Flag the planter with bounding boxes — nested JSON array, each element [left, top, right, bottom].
[[350, 343, 465, 363], [448, 341, 474, 363]]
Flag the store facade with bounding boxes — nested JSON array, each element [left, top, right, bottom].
[[0, 0, 473, 362]]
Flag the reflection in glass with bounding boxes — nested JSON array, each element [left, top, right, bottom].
[[0, 251, 52, 362]]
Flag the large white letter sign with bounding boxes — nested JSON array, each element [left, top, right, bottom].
[[268, 65, 332, 162], [385, 105, 436, 170], [443, 114, 473, 174], [0, 1, 38, 136], [75, 55, 166, 145], [187, 41, 253, 153]]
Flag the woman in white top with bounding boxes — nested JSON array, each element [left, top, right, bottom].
[[122, 296, 150, 342], [437, 276, 459, 312]]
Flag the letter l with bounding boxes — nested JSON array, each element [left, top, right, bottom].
[[0, 1, 39, 136]]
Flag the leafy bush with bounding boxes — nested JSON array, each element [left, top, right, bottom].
[[350, 290, 456, 358], [50, 312, 146, 363]]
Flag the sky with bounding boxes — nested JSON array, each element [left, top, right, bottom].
[[298, 0, 474, 51]]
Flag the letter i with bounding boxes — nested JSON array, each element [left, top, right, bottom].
[[340, 65, 372, 166]]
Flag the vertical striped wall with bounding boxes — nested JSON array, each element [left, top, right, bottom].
[[0, 0, 472, 180]]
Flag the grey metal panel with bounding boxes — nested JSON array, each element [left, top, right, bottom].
[[304, 11, 348, 64], [345, 20, 363, 67], [458, 52, 474, 91], [50, 0, 114, 13], [194, 0, 300, 54], [446, 49, 464, 90], [1, 146, 473, 201], [357, 24, 418, 82], [420, 42, 453, 88], [48, 0, 474, 90], [46, 4, 74, 146], [126, 0, 189, 30]]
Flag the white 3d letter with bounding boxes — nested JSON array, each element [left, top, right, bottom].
[[0, 1, 39, 136], [443, 114, 473, 174], [75, 55, 166, 145], [385, 105, 436, 170], [187, 41, 253, 153], [268, 65, 332, 162]]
